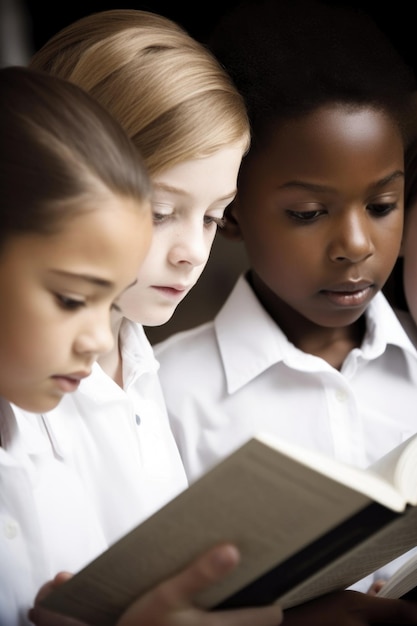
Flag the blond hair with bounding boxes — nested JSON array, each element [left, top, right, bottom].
[[30, 9, 250, 176]]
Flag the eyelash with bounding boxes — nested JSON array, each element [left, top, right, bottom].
[[287, 202, 398, 223], [286, 209, 324, 223], [206, 215, 226, 229], [152, 213, 226, 229], [56, 294, 85, 310], [152, 212, 168, 225], [55, 295, 122, 313], [367, 202, 398, 217]]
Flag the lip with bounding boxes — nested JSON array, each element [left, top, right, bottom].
[[51, 371, 91, 393], [152, 284, 191, 299], [320, 281, 375, 307]]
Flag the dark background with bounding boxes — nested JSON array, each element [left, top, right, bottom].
[[9, 0, 417, 343], [21, 1, 417, 68]]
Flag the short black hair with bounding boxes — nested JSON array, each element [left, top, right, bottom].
[[210, 0, 416, 144]]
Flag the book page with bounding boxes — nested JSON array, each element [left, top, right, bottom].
[[368, 433, 417, 505], [377, 550, 417, 599], [256, 433, 405, 510]]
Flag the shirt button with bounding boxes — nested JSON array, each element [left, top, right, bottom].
[[335, 389, 347, 403], [135, 414, 141, 426], [3, 520, 18, 539]]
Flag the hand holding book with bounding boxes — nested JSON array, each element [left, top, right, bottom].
[[40, 431, 417, 623]]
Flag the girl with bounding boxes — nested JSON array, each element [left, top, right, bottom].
[[29, 9, 249, 527], [0, 65, 152, 623], [26, 9, 283, 626]]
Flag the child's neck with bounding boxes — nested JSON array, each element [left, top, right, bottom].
[[295, 320, 366, 370], [248, 271, 366, 370]]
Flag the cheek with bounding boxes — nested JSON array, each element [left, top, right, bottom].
[[203, 228, 218, 259], [0, 312, 46, 382], [0, 291, 35, 355], [116, 282, 146, 322]]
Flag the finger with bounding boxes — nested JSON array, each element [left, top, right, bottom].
[[164, 543, 241, 601], [29, 572, 86, 626], [35, 572, 73, 603], [367, 579, 386, 596], [118, 544, 283, 626], [160, 545, 283, 626]]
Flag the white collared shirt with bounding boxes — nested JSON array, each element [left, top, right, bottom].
[[0, 320, 187, 626], [155, 274, 417, 592]]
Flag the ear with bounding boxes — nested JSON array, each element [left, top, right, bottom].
[[219, 199, 243, 241]]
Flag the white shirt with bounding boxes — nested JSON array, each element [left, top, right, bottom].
[[155, 274, 417, 592], [0, 320, 187, 626]]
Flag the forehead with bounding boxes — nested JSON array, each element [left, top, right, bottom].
[[0, 196, 151, 291], [153, 142, 246, 197], [243, 105, 404, 183]]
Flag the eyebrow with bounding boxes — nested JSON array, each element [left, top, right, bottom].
[[153, 182, 237, 203], [50, 270, 138, 291], [280, 170, 404, 193]]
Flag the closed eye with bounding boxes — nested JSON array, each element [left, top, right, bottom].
[[55, 294, 85, 310], [152, 211, 170, 225], [286, 208, 325, 223], [367, 202, 397, 217], [204, 215, 227, 229]]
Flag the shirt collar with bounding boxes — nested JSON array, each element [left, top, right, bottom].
[[215, 274, 417, 394], [119, 319, 159, 388], [215, 275, 287, 393], [75, 321, 158, 403], [0, 399, 52, 461], [361, 292, 417, 360]]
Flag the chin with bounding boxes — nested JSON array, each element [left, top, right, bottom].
[[145, 316, 174, 328], [12, 393, 62, 414], [143, 309, 176, 328]]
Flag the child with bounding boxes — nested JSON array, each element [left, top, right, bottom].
[[0, 64, 150, 623], [24, 9, 284, 626], [155, 0, 417, 619], [28, 8, 249, 527]]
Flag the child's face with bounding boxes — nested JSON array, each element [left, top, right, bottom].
[[0, 196, 151, 412], [230, 105, 404, 332], [401, 200, 417, 325], [116, 140, 246, 326]]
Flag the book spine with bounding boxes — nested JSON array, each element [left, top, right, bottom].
[[213, 502, 398, 609]]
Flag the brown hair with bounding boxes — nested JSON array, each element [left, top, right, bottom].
[[0, 65, 151, 249]]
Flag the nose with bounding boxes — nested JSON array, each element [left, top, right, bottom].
[[73, 311, 114, 358], [328, 209, 374, 263], [168, 221, 212, 268]]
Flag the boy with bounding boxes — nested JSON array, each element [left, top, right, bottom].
[[156, 0, 417, 616]]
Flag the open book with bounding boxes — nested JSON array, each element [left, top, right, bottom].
[[376, 552, 417, 600], [41, 431, 417, 625]]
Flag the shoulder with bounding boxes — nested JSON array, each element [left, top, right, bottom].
[[155, 320, 217, 364]]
